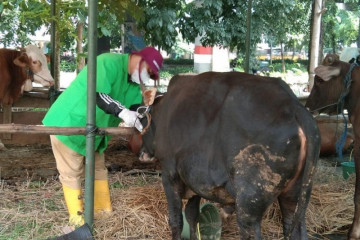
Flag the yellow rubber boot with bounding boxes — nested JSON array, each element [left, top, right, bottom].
[[94, 180, 112, 217], [62, 185, 84, 226]]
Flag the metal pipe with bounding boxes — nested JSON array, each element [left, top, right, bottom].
[[84, 0, 98, 230]]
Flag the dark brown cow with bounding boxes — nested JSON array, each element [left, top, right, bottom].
[[305, 53, 360, 239], [0, 45, 54, 106], [139, 72, 321, 239]]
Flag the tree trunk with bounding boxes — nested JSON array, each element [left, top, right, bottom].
[[357, 0, 360, 48], [121, 24, 125, 54], [54, 27, 61, 90], [53, 0, 61, 91], [292, 45, 296, 60], [308, 0, 324, 90], [76, 22, 85, 73], [332, 33, 336, 53], [318, 0, 326, 63], [270, 40, 273, 65], [244, 0, 253, 73], [281, 42, 285, 73], [308, 0, 315, 74], [356, 0, 360, 48]]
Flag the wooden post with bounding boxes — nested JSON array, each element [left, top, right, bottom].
[[2, 105, 12, 140], [0, 124, 136, 136]]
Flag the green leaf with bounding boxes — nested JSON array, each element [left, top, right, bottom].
[[100, 26, 111, 37]]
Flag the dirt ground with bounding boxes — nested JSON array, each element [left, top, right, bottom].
[[0, 135, 349, 183], [0, 136, 161, 183]]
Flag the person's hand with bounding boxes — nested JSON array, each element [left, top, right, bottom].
[[118, 108, 143, 132], [143, 87, 157, 106]]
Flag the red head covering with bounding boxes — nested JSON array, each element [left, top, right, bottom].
[[133, 47, 163, 80]]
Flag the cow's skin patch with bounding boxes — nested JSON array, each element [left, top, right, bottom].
[[234, 144, 284, 192]]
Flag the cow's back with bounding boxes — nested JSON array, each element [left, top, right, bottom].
[[155, 72, 309, 159]]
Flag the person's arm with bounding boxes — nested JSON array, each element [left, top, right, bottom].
[[96, 92, 143, 131], [96, 92, 125, 116]]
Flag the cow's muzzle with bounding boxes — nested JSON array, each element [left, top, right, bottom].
[[139, 151, 156, 163]]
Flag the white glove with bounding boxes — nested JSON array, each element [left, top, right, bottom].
[[118, 108, 143, 132]]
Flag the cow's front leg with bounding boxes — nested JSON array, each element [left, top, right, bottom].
[[185, 195, 201, 239], [349, 141, 360, 240], [162, 172, 185, 240]]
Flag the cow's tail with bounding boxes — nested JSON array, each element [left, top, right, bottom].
[[286, 105, 321, 240]]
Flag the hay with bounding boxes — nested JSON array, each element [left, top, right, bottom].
[[306, 163, 354, 237], [0, 160, 356, 239], [93, 173, 170, 239]]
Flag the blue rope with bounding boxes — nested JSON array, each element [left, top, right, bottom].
[[335, 63, 355, 159], [335, 115, 347, 158]]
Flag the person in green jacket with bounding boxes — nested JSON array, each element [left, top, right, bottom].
[[42, 47, 163, 226]]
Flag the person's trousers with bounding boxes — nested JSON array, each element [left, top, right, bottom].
[[50, 135, 108, 189]]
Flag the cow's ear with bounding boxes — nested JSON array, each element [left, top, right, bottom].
[[13, 53, 29, 67], [314, 65, 340, 81]]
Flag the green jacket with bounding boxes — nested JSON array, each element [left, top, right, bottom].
[[43, 53, 142, 155]]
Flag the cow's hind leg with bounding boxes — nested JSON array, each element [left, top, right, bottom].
[[234, 196, 263, 240], [184, 195, 201, 240], [162, 173, 185, 240], [233, 181, 266, 239], [233, 145, 284, 239], [278, 180, 311, 240]]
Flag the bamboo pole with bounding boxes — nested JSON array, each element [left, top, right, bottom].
[[85, 0, 98, 229], [0, 124, 135, 136]]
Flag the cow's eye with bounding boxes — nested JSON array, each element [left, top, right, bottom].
[[314, 76, 324, 84], [315, 78, 324, 85], [32, 60, 38, 64]]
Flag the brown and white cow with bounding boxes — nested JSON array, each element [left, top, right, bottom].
[[305, 53, 360, 239], [0, 45, 54, 106], [139, 72, 321, 239]]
